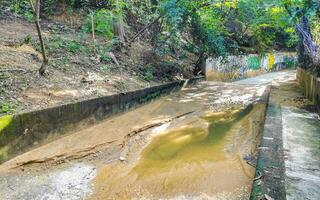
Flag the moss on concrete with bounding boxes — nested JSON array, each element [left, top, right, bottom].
[[0, 146, 9, 163], [0, 115, 13, 133]]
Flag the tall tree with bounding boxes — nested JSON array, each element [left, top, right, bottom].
[[283, 0, 320, 72]]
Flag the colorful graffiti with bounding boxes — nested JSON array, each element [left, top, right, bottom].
[[268, 53, 275, 71], [248, 56, 261, 70], [283, 56, 296, 68], [205, 52, 297, 81]]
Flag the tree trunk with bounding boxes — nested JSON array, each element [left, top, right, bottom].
[[113, 16, 126, 45], [29, 0, 48, 76], [295, 16, 320, 73], [194, 52, 206, 75]]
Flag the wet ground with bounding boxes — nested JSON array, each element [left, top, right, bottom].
[[282, 108, 320, 200], [1, 70, 317, 200], [89, 104, 265, 199]]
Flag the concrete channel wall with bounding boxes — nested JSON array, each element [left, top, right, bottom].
[[297, 68, 320, 113], [250, 103, 286, 200], [0, 77, 203, 163], [206, 52, 297, 81]]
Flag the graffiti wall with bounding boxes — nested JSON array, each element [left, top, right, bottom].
[[205, 52, 297, 81]]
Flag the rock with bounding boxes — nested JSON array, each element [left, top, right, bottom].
[[119, 156, 125, 161], [106, 52, 120, 66], [90, 55, 101, 65], [81, 77, 93, 84]]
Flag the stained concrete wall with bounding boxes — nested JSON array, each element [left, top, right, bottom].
[[297, 68, 320, 113], [206, 52, 297, 81], [0, 77, 203, 163]]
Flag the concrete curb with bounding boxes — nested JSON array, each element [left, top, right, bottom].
[[0, 77, 204, 163], [250, 87, 286, 200]]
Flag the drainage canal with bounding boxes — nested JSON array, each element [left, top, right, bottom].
[[90, 103, 266, 199]]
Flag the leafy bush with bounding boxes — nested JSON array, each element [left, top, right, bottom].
[[24, 34, 32, 44], [143, 64, 154, 81], [65, 40, 81, 53], [0, 101, 16, 114], [23, 10, 33, 22], [83, 9, 114, 38], [100, 65, 111, 73], [37, 36, 85, 55]]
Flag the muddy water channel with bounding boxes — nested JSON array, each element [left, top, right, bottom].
[[91, 104, 266, 200], [0, 81, 271, 200]]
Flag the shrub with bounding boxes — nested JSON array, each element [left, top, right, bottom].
[[83, 9, 114, 38], [143, 64, 154, 81]]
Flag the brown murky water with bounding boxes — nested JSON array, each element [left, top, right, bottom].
[[90, 104, 266, 200]]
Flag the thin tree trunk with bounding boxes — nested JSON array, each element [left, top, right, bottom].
[[129, 15, 163, 43], [91, 14, 96, 55], [29, 0, 48, 76], [194, 52, 206, 75], [113, 16, 126, 44]]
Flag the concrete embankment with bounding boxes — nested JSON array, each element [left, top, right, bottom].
[[0, 77, 203, 163], [297, 67, 320, 114]]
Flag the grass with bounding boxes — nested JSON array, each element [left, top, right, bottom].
[[0, 100, 16, 114]]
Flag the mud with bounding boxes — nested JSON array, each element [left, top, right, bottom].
[[90, 104, 266, 199]]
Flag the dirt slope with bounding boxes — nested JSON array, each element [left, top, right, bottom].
[[0, 17, 193, 115]]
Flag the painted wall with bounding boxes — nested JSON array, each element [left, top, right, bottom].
[[206, 52, 297, 81]]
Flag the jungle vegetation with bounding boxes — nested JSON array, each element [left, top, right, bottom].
[[1, 0, 320, 75]]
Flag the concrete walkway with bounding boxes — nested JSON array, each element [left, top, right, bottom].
[[248, 71, 320, 200], [236, 70, 296, 86], [282, 107, 320, 200]]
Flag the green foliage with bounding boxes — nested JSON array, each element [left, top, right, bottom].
[[65, 40, 81, 53], [148, 0, 299, 62], [143, 64, 154, 82], [100, 65, 111, 73], [0, 101, 16, 114], [23, 10, 33, 22], [2, 0, 33, 21], [38, 36, 85, 55], [0, 102, 9, 113], [2, 0, 309, 78], [283, 56, 296, 68], [9, 0, 29, 14], [24, 34, 32, 44], [310, 16, 320, 45], [100, 54, 112, 62], [83, 9, 114, 38]]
